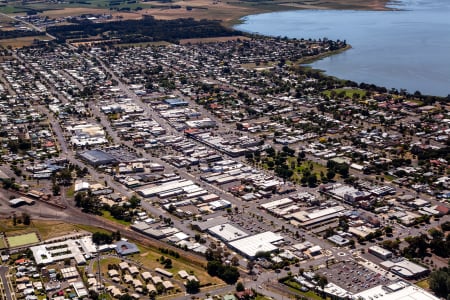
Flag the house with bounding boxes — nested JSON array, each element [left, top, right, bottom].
[[132, 279, 142, 288], [141, 271, 152, 281], [119, 262, 129, 271], [162, 280, 174, 290], [124, 274, 133, 284], [108, 269, 119, 278], [128, 266, 139, 275]]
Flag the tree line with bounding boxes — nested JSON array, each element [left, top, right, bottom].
[[47, 16, 242, 43]]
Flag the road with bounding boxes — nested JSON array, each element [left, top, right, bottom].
[[0, 266, 14, 300]]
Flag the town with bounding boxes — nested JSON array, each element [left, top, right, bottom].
[[0, 25, 449, 300]]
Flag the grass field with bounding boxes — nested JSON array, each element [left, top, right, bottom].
[[0, 236, 7, 249], [0, 36, 51, 48], [101, 210, 131, 226], [7, 232, 39, 248], [415, 279, 430, 289], [322, 88, 367, 99]]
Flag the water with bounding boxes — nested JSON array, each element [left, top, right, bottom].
[[235, 0, 450, 96]]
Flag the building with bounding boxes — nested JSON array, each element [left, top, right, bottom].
[[9, 197, 35, 207], [290, 206, 346, 230], [354, 281, 438, 300], [380, 258, 429, 279], [30, 237, 96, 265], [369, 246, 393, 260], [208, 224, 248, 242], [164, 98, 189, 107], [229, 231, 284, 258], [115, 241, 140, 256], [78, 150, 117, 167]]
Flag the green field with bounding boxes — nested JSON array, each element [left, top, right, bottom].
[[7, 232, 40, 248], [0, 236, 7, 249]]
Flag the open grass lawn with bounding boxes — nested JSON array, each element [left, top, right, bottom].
[[415, 279, 430, 289], [322, 88, 367, 99], [0, 236, 7, 249], [284, 279, 326, 300], [7, 232, 39, 247], [101, 210, 131, 226]]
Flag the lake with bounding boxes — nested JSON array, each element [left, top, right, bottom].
[[235, 0, 450, 97]]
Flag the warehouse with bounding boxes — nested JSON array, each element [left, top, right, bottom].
[[137, 180, 194, 198], [208, 224, 248, 242], [354, 281, 438, 300], [78, 150, 118, 167], [229, 231, 284, 258]]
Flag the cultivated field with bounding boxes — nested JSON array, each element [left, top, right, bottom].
[[1, 0, 390, 27]]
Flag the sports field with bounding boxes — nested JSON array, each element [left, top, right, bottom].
[[7, 232, 40, 248]]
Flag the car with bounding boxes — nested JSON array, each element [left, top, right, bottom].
[[300, 286, 309, 292]]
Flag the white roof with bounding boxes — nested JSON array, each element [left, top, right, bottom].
[[229, 231, 283, 258], [208, 224, 248, 242], [354, 282, 439, 300]]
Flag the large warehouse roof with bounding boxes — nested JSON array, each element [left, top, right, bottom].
[[229, 231, 284, 258], [208, 224, 248, 242], [354, 281, 439, 300]]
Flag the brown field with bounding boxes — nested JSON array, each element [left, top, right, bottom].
[[0, 35, 51, 48], [179, 35, 250, 45], [0, 219, 86, 240], [24, 0, 390, 27], [129, 0, 390, 26]]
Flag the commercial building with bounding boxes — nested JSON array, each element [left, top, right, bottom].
[[369, 245, 393, 260], [137, 179, 195, 198], [229, 231, 284, 258], [78, 150, 118, 167], [380, 258, 429, 279], [208, 224, 248, 242], [290, 205, 346, 230], [354, 281, 439, 300]]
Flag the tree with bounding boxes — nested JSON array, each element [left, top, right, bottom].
[[384, 226, 393, 236], [186, 279, 200, 294], [307, 173, 317, 187], [22, 213, 31, 225], [119, 294, 133, 300], [429, 267, 450, 298], [92, 232, 112, 246], [128, 195, 141, 208], [326, 169, 335, 181], [207, 260, 222, 276], [236, 281, 245, 292], [163, 258, 172, 269], [221, 266, 240, 284]]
